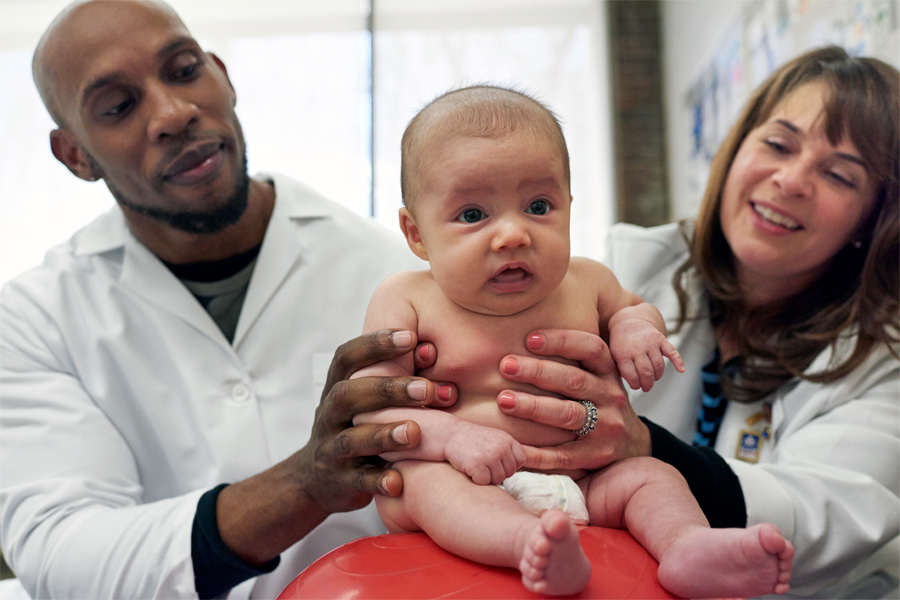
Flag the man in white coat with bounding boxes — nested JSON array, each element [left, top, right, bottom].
[[0, 1, 450, 597], [1, 2, 631, 597]]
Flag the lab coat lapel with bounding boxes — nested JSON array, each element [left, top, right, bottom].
[[232, 173, 324, 348], [118, 228, 230, 347]]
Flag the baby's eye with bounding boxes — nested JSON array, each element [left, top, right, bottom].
[[457, 208, 485, 223], [525, 200, 550, 215]]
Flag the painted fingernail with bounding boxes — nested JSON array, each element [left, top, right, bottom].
[[498, 392, 516, 410], [437, 384, 453, 402], [526, 334, 545, 350], [502, 357, 520, 375], [407, 380, 427, 401], [392, 423, 409, 445], [392, 330, 413, 348], [417, 345, 430, 362]]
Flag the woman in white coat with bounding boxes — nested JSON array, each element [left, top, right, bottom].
[[502, 46, 898, 597]]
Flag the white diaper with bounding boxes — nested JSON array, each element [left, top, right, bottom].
[[499, 471, 589, 525]]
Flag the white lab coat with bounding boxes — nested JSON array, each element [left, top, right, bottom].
[[0, 173, 423, 599], [605, 222, 900, 598]]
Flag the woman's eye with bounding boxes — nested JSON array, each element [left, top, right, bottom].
[[827, 170, 855, 189], [457, 208, 485, 223], [525, 200, 550, 215], [763, 139, 789, 153]]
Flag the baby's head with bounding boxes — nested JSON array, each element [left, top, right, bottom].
[[398, 85, 573, 316], [401, 85, 570, 213]]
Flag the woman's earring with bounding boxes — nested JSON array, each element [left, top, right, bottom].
[[852, 240, 863, 249]]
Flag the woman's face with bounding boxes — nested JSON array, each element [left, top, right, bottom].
[[719, 81, 878, 305]]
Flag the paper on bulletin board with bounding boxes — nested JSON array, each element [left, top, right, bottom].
[[683, 0, 898, 204]]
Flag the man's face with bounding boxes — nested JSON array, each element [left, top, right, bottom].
[[45, 0, 249, 233]]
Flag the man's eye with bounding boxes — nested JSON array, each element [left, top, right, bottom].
[[169, 53, 201, 81], [175, 63, 198, 79], [457, 208, 485, 223], [104, 97, 134, 117], [525, 200, 550, 215]]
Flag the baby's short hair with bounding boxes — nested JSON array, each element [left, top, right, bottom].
[[400, 85, 570, 211]]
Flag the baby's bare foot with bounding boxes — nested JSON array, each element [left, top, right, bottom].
[[517, 509, 590, 596], [657, 523, 794, 598]]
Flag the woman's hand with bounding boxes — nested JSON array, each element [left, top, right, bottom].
[[495, 329, 652, 473]]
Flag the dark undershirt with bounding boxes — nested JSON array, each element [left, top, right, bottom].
[[164, 244, 261, 282]]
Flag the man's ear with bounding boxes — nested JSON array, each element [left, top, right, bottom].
[[399, 207, 428, 261], [50, 129, 100, 181], [208, 52, 236, 105]]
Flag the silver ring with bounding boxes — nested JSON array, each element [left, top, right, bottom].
[[573, 400, 597, 436]]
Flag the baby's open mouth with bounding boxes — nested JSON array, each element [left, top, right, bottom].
[[491, 267, 529, 283]]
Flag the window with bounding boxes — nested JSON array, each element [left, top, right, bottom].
[[0, 0, 613, 286]]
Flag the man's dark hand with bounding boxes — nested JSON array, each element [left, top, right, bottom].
[[216, 329, 456, 566], [298, 329, 457, 512]]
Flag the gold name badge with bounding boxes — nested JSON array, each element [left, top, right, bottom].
[[735, 430, 763, 463]]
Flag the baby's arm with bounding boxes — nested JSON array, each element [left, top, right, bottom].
[[355, 408, 525, 485], [351, 273, 524, 484], [581, 258, 684, 392], [607, 303, 684, 391]]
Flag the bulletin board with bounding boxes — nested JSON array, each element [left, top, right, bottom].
[[684, 0, 899, 201]]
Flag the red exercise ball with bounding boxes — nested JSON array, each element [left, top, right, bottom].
[[278, 527, 677, 599]]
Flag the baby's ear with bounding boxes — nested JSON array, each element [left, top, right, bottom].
[[399, 208, 428, 261]]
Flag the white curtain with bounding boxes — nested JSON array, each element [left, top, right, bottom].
[[0, 0, 613, 286]]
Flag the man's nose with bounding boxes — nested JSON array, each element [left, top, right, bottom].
[[146, 85, 200, 142], [491, 217, 531, 251]]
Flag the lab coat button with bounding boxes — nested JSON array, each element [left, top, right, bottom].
[[231, 383, 251, 403]]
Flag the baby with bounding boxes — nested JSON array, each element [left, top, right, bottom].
[[353, 86, 793, 597]]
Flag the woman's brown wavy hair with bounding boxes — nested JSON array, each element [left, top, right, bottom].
[[672, 45, 899, 402]]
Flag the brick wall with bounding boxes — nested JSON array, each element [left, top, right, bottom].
[[608, 0, 670, 226]]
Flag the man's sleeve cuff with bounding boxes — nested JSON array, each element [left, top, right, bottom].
[[192, 484, 281, 599]]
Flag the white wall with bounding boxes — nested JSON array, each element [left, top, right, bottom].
[[661, 0, 741, 221]]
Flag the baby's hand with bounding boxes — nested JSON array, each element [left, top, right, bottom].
[[610, 318, 685, 392], [444, 421, 526, 485]]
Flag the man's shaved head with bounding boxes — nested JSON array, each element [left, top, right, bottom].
[[33, 0, 188, 127], [400, 85, 570, 211]]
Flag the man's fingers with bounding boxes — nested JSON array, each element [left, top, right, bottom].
[[325, 376, 452, 426], [326, 329, 417, 388], [329, 420, 422, 459], [524, 329, 616, 375], [347, 465, 403, 498]]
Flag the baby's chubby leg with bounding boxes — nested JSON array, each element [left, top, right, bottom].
[[581, 457, 792, 598], [379, 461, 590, 596]]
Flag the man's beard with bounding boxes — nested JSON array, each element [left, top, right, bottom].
[[105, 151, 251, 235]]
